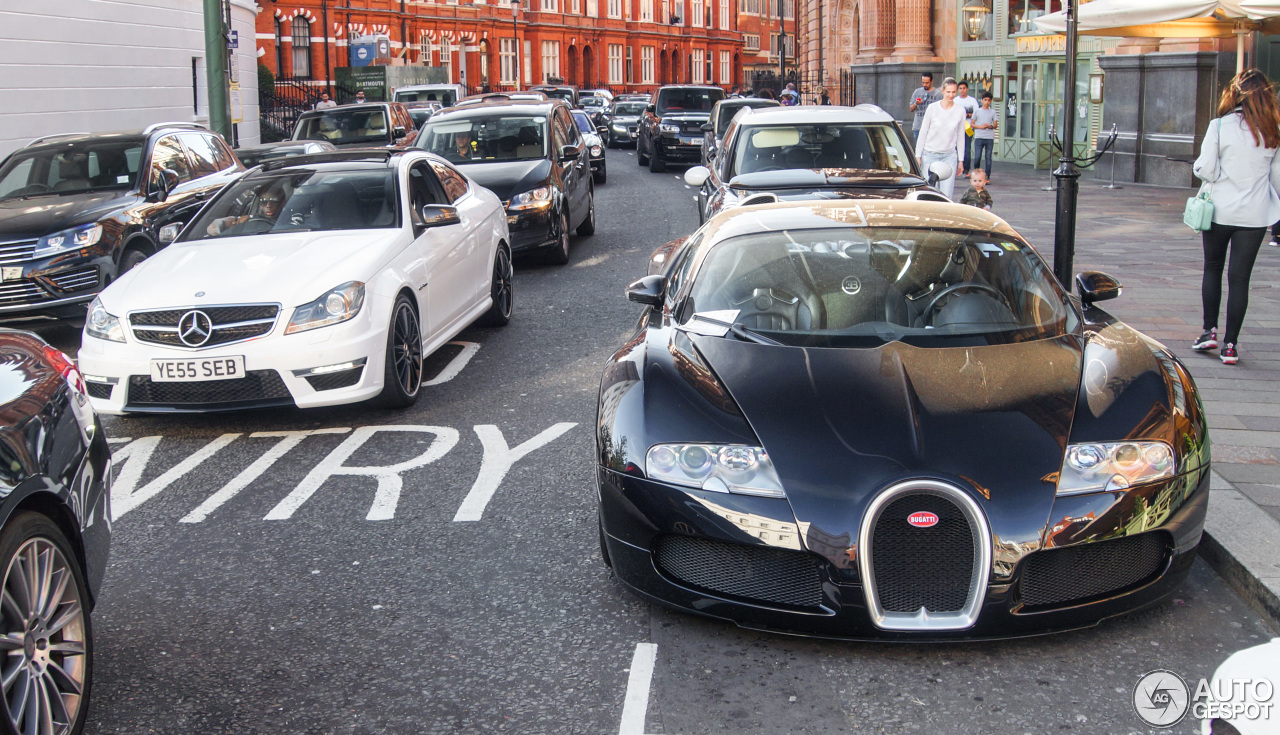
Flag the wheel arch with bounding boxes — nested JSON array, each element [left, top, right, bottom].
[[4, 490, 92, 607]]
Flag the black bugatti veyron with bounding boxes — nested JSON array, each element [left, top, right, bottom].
[[595, 199, 1209, 639]]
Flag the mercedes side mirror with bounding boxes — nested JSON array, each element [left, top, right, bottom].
[[1076, 271, 1122, 304], [625, 275, 665, 307], [420, 204, 461, 229], [684, 166, 711, 188]]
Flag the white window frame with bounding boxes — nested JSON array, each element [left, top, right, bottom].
[[691, 48, 704, 84], [720, 50, 730, 84], [608, 0, 622, 18], [744, 34, 760, 51], [587, 0, 598, 16], [641, 0, 653, 21], [691, 0, 703, 26], [608, 44, 624, 84], [641, 46, 654, 84], [523, 39, 532, 84], [440, 40, 453, 83], [541, 40, 561, 82], [541, 0, 558, 11], [719, 0, 729, 28], [500, 38, 517, 84]]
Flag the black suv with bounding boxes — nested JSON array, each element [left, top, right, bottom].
[[0, 123, 243, 320], [292, 102, 420, 150], [417, 98, 595, 264], [637, 85, 725, 172]]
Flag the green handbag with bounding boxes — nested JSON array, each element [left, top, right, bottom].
[[1184, 118, 1220, 232]]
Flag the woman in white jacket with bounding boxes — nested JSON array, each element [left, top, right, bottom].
[[1191, 69, 1280, 365], [915, 78, 966, 199]]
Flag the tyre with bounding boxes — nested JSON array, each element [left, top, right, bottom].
[[649, 149, 666, 173], [0, 512, 93, 735], [546, 208, 571, 265], [637, 136, 650, 165], [475, 245, 513, 327], [593, 163, 607, 185], [375, 295, 422, 408], [576, 186, 596, 236], [606, 134, 617, 150], [119, 247, 148, 275]]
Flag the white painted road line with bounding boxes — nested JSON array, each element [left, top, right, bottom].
[[619, 642, 658, 735], [424, 341, 480, 386], [179, 428, 352, 523], [452, 422, 577, 522], [111, 434, 240, 521]]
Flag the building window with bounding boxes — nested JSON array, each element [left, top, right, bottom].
[[290, 17, 312, 79], [691, 49, 704, 83], [608, 44, 624, 84], [523, 40, 532, 84], [587, 0, 598, 16], [441, 40, 453, 82], [420, 34, 432, 64], [744, 34, 760, 51], [608, 0, 622, 17], [541, 0, 558, 11], [782, 0, 792, 18], [641, 0, 653, 21], [275, 19, 286, 75], [1009, 0, 1058, 35], [719, 0, 729, 28], [691, 0, 703, 26], [626, 46, 633, 84], [671, 0, 682, 23], [572, 0, 581, 12], [541, 40, 561, 82], [641, 46, 654, 83], [720, 50, 730, 83], [500, 38, 517, 84]]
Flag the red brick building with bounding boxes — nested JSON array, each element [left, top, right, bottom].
[[256, 0, 750, 95]]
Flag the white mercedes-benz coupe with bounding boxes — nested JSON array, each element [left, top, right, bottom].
[[78, 150, 513, 413]]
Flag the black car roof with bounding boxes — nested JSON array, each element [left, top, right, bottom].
[[21, 124, 205, 151], [429, 99, 565, 119]]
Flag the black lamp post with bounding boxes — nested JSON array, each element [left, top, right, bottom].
[[512, 0, 522, 91], [1053, 0, 1080, 292]]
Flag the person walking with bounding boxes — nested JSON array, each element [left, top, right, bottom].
[[915, 78, 965, 199], [971, 92, 997, 180], [1191, 68, 1280, 365], [909, 73, 941, 138], [956, 81, 979, 177]]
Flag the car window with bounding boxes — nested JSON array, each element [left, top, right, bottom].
[[419, 115, 548, 163], [429, 160, 469, 203], [180, 133, 221, 177], [613, 102, 647, 116], [0, 139, 145, 200], [556, 109, 580, 147], [655, 87, 724, 115], [407, 161, 448, 226], [206, 135, 238, 170], [571, 111, 594, 134], [729, 124, 913, 177], [295, 108, 392, 145], [149, 135, 193, 188]]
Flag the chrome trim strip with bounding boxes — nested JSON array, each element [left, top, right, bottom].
[[0, 293, 93, 313], [857, 479, 992, 632]]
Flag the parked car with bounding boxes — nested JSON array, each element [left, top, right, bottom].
[[701, 97, 780, 166], [394, 83, 467, 107], [235, 140, 336, 168], [571, 109, 607, 184], [417, 98, 595, 264], [0, 123, 244, 321], [530, 85, 580, 107], [581, 89, 615, 104], [580, 95, 610, 134], [603, 98, 650, 148], [684, 105, 946, 223], [404, 102, 443, 129], [637, 85, 725, 172], [77, 149, 512, 414], [291, 102, 420, 150], [0, 329, 111, 735], [598, 198, 1208, 639]]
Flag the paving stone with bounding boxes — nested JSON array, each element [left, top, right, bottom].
[[1238, 484, 1280, 507]]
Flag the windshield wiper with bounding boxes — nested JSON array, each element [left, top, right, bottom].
[[687, 313, 782, 345]]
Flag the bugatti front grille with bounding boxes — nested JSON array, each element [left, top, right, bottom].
[[654, 535, 825, 608], [870, 494, 975, 613], [128, 305, 279, 348], [1019, 532, 1169, 608], [126, 370, 292, 409], [0, 240, 37, 266]]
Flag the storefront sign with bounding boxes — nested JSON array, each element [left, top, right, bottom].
[[1016, 34, 1066, 54]]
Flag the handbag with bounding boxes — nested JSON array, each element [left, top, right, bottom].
[[1184, 118, 1221, 232]]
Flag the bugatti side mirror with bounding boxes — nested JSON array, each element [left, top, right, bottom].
[[684, 166, 711, 187], [625, 275, 665, 306], [927, 160, 955, 186], [1076, 271, 1122, 304], [700, 122, 713, 132]]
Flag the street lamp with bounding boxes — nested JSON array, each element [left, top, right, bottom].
[[962, 0, 991, 41], [512, 0, 521, 90]]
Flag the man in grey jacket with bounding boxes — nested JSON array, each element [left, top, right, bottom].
[[909, 73, 941, 135]]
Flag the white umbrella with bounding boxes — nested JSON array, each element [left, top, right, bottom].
[[1034, 0, 1280, 71]]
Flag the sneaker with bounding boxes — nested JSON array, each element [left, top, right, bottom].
[[1221, 343, 1239, 364], [1271, 240, 1279, 247], [1192, 329, 1218, 351]]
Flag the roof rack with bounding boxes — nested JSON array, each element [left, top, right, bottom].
[[142, 121, 208, 135], [26, 132, 90, 147], [260, 149, 396, 171]]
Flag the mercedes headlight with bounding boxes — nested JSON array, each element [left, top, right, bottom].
[[286, 281, 365, 334], [85, 296, 126, 343], [660, 123, 681, 135], [507, 186, 553, 212], [1057, 441, 1175, 495], [35, 223, 103, 257], [646, 443, 786, 498]]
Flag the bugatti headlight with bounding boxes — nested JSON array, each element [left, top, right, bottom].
[[84, 296, 125, 343], [1057, 441, 1175, 495], [507, 186, 553, 212], [646, 443, 785, 498], [286, 281, 365, 334], [35, 223, 103, 257]]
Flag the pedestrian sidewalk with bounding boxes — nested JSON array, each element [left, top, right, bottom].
[[986, 162, 1280, 631]]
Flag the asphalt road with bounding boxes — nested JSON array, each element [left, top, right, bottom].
[[17, 149, 1275, 735]]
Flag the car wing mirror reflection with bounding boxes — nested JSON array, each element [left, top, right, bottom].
[[1075, 271, 1122, 304], [625, 275, 665, 307], [420, 204, 461, 230]]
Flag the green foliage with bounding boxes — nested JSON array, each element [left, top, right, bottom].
[[258, 62, 275, 92]]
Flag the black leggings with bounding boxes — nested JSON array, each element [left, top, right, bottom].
[[1202, 223, 1266, 345]]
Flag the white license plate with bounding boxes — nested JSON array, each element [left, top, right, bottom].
[[0, 267, 22, 282], [150, 356, 245, 382]]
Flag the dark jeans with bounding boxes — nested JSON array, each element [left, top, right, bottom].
[[962, 135, 972, 172], [1202, 222, 1266, 345], [972, 138, 994, 177]]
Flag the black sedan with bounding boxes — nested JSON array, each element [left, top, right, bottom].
[[0, 329, 111, 731], [596, 199, 1208, 639]]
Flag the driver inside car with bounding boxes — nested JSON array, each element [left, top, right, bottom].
[[206, 186, 285, 236]]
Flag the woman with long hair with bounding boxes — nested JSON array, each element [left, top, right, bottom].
[[1191, 68, 1280, 364]]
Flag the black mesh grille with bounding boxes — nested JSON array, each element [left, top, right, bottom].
[[126, 370, 292, 408], [305, 366, 364, 391], [654, 535, 825, 608], [871, 493, 975, 613], [86, 382, 113, 400], [1019, 533, 1169, 608], [129, 305, 279, 326]]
